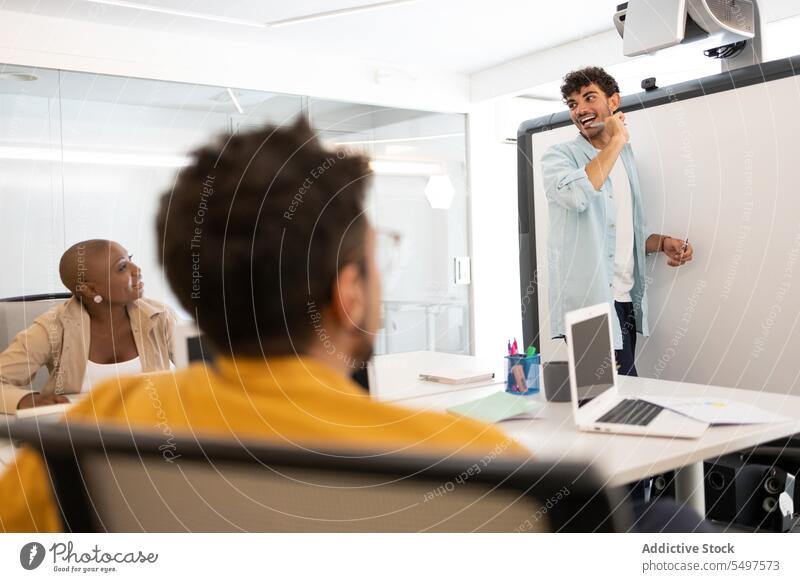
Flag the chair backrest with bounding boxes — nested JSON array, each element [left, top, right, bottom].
[[9, 422, 633, 533], [0, 294, 70, 390]]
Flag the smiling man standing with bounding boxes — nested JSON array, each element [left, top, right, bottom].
[[541, 66, 693, 377]]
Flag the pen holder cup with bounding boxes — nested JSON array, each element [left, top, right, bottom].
[[505, 354, 540, 395]]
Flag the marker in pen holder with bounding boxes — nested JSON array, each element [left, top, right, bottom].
[[505, 353, 540, 395]]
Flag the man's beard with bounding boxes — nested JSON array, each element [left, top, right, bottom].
[[351, 328, 374, 372], [578, 104, 613, 137]]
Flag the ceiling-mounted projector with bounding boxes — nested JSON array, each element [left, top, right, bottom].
[[614, 0, 757, 59]]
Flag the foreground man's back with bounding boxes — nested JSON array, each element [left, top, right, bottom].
[[0, 356, 526, 532]]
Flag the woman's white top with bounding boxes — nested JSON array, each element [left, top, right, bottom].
[[81, 356, 142, 392]]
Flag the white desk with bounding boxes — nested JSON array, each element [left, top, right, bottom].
[[372, 351, 800, 514], [0, 399, 80, 470], [368, 350, 505, 402]]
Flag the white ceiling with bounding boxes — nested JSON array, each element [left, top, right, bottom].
[[0, 0, 637, 74], [0, 0, 798, 108], [2, 0, 796, 75]]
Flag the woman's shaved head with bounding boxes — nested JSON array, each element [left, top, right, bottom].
[[59, 239, 112, 294], [59, 240, 144, 306]]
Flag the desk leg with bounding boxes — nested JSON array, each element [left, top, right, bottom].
[[674, 462, 706, 516]]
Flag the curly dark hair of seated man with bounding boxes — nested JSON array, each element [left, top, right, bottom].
[[560, 66, 620, 101], [156, 117, 372, 356]]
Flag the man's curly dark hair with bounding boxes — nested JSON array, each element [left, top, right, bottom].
[[560, 66, 620, 101], [156, 117, 372, 356]]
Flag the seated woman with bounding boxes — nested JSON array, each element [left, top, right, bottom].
[[0, 239, 177, 412]]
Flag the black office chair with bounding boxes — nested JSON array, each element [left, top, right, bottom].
[[8, 421, 634, 533], [0, 293, 72, 303]]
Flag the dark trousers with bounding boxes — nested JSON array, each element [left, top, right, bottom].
[[614, 301, 638, 377]]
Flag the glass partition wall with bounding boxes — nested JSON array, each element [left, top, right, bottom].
[[0, 64, 471, 355]]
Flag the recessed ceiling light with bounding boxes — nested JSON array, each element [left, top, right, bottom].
[[0, 145, 191, 168], [335, 132, 464, 146], [267, 0, 419, 28], [0, 72, 38, 82], [519, 93, 562, 102], [368, 160, 442, 176], [82, 0, 419, 29], [82, 0, 268, 28]]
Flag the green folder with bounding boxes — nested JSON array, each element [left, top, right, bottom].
[[447, 391, 543, 424]]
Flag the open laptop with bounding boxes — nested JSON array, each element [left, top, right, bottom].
[[565, 303, 708, 439]]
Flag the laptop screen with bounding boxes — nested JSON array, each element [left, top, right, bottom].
[[570, 312, 615, 406]]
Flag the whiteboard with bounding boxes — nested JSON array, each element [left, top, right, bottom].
[[521, 58, 800, 395]]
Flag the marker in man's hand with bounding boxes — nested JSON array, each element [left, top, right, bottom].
[[590, 110, 626, 131], [679, 238, 690, 262]]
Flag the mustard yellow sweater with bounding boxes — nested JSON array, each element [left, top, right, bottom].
[[0, 356, 527, 531]]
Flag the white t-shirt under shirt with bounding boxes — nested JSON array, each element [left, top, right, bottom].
[[606, 154, 635, 303], [81, 356, 142, 392]]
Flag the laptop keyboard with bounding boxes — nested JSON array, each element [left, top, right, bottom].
[[596, 399, 663, 426]]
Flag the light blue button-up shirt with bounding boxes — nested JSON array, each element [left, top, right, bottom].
[[541, 134, 654, 349]]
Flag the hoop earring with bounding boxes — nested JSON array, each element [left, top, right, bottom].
[[93, 295, 103, 304]]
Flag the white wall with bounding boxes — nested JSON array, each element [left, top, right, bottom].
[[466, 17, 800, 359], [8, 5, 798, 360], [467, 97, 560, 359], [472, 11, 800, 102], [763, 14, 800, 60]]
